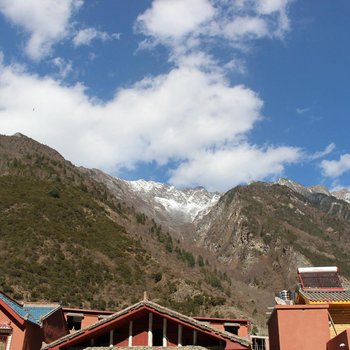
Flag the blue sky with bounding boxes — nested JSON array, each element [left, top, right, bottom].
[[0, 0, 349, 192]]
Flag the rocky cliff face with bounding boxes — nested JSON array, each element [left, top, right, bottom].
[[86, 168, 350, 294], [194, 181, 350, 291]]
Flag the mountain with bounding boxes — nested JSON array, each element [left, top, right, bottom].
[[277, 178, 350, 204], [194, 180, 350, 290], [0, 133, 255, 326], [80, 163, 350, 329], [3, 133, 350, 333], [84, 171, 350, 328], [83, 168, 220, 236], [332, 188, 350, 203]]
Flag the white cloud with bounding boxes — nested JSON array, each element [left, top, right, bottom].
[[0, 0, 82, 60], [51, 57, 73, 79], [0, 58, 300, 191], [0, 0, 300, 191], [329, 183, 350, 193], [223, 16, 269, 41], [73, 28, 121, 47], [257, 0, 290, 14], [136, 0, 293, 56], [169, 144, 301, 191], [296, 107, 310, 115], [137, 0, 215, 40], [309, 143, 335, 161], [321, 154, 350, 178]]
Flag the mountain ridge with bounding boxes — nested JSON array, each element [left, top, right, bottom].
[[2, 132, 350, 333], [0, 134, 256, 326], [276, 178, 350, 204]]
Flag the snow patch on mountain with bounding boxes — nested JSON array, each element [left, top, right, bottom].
[[276, 178, 350, 204], [332, 188, 350, 203], [127, 179, 221, 222]]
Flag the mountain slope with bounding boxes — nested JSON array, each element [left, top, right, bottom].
[[195, 181, 350, 288], [0, 134, 253, 324], [4, 133, 350, 332], [81, 160, 350, 328]]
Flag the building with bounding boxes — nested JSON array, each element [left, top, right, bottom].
[[268, 266, 350, 350], [295, 266, 350, 337], [193, 317, 250, 338], [0, 290, 252, 350], [62, 308, 113, 333], [0, 291, 68, 350], [42, 298, 251, 350]]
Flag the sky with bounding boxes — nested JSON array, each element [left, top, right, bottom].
[[0, 0, 349, 192]]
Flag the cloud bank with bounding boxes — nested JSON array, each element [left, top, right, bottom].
[[0, 56, 301, 191], [137, 0, 292, 57], [0, 0, 305, 191]]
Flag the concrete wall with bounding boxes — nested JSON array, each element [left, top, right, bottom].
[[237, 326, 249, 338], [268, 304, 330, 350]]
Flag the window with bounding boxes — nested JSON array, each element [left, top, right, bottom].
[[0, 335, 7, 350], [67, 315, 84, 331], [224, 326, 239, 335], [224, 323, 240, 335], [251, 336, 268, 350]]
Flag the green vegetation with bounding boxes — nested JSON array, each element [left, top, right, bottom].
[[149, 222, 173, 253], [0, 174, 232, 315], [175, 247, 195, 267], [0, 176, 149, 307], [0, 135, 259, 323]]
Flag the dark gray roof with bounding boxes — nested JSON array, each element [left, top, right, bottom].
[[299, 288, 350, 302]]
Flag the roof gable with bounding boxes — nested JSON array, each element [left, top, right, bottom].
[[42, 300, 250, 349]]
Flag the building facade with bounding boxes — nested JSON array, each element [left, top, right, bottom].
[[268, 266, 350, 350], [43, 299, 250, 350]]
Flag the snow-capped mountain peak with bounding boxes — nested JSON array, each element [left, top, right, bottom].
[[127, 179, 221, 222]]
